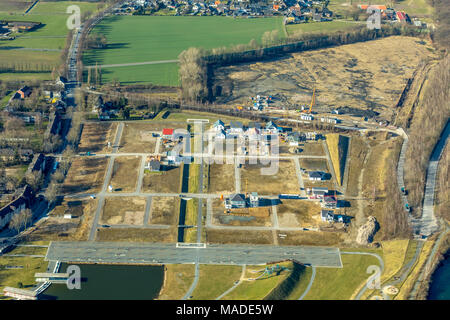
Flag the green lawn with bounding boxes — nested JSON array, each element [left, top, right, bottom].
[[191, 265, 243, 300], [83, 15, 284, 85], [302, 253, 381, 300], [286, 20, 363, 36]]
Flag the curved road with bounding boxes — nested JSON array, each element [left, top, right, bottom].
[[298, 266, 316, 300]]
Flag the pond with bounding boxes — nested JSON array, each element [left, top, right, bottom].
[[40, 263, 164, 300]]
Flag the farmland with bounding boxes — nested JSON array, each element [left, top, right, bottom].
[[0, 1, 103, 80], [83, 15, 284, 85]]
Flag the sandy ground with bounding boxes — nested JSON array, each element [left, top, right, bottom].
[[213, 36, 433, 121]]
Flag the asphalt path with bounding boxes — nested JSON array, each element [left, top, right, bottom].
[[46, 242, 343, 267]]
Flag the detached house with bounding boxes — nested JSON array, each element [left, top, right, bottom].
[[228, 121, 244, 135], [308, 171, 326, 181], [162, 128, 174, 140], [225, 193, 247, 209], [265, 121, 283, 134]]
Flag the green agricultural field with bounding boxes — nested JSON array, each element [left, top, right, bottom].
[[83, 15, 284, 85], [0, 1, 102, 80], [286, 20, 363, 36]]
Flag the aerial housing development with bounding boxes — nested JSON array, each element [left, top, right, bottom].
[[0, 0, 448, 304]]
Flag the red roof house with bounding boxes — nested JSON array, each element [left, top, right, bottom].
[[162, 128, 174, 139]]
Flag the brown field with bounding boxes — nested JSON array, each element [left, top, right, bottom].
[[119, 123, 158, 153], [150, 196, 179, 225], [109, 156, 140, 192], [78, 122, 117, 153], [0, 0, 32, 12], [143, 166, 181, 193], [101, 197, 146, 225], [206, 229, 274, 245], [208, 163, 235, 194], [96, 227, 177, 242], [28, 200, 97, 241], [276, 230, 343, 246], [302, 142, 325, 156], [299, 158, 329, 172], [277, 199, 322, 228], [211, 199, 271, 227], [240, 159, 299, 195], [213, 36, 432, 121], [63, 157, 107, 194], [346, 136, 370, 197]]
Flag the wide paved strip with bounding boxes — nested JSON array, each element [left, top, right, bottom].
[[46, 242, 342, 268]]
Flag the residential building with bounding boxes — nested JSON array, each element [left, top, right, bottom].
[[308, 171, 325, 181], [225, 193, 247, 209], [162, 128, 175, 140]]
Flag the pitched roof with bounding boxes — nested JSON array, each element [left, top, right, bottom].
[[308, 171, 324, 178], [230, 193, 246, 202], [229, 121, 243, 129], [213, 120, 225, 127]]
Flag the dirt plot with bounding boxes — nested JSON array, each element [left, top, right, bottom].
[[101, 197, 146, 225], [119, 123, 158, 153], [211, 199, 271, 227], [78, 122, 117, 153], [240, 159, 299, 195], [96, 227, 177, 242], [206, 229, 274, 245], [300, 158, 329, 172], [63, 158, 107, 194], [213, 36, 432, 121], [143, 166, 181, 193], [150, 197, 179, 225], [109, 156, 140, 192], [277, 200, 321, 228], [208, 163, 235, 194], [276, 230, 343, 246], [28, 200, 97, 242], [302, 142, 325, 156]]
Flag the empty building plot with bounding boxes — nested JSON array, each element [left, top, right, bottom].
[[207, 163, 235, 194], [101, 197, 146, 225], [149, 196, 180, 225], [63, 157, 107, 194], [118, 123, 158, 153], [109, 156, 140, 192], [78, 122, 118, 153], [240, 159, 299, 195], [142, 165, 182, 193]]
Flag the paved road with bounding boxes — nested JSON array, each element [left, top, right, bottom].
[[88, 123, 123, 241], [293, 157, 306, 197], [298, 266, 316, 300], [411, 121, 449, 237], [215, 265, 246, 300], [235, 158, 241, 193], [46, 241, 343, 267], [143, 196, 152, 225], [84, 59, 179, 69]]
